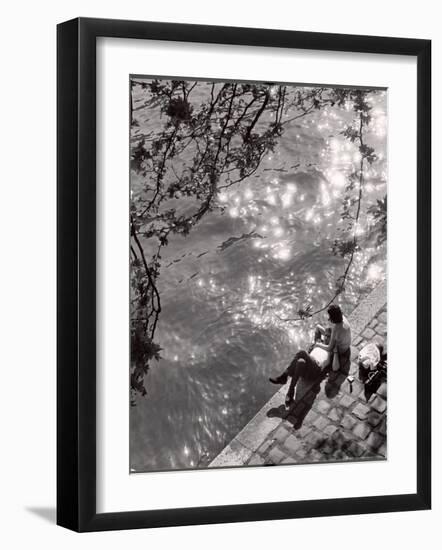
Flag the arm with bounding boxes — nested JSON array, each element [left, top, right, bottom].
[[316, 326, 337, 352]]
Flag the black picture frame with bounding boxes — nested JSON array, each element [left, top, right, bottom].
[[57, 17, 431, 532]]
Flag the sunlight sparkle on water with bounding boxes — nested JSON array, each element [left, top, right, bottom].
[[320, 183, 331, 206], [281, 183, 297, 208], [328, 171, 347, 188], [330, 138, 341, 151], [266, 194, 277, 206], [367, 263, 384, 281], [305, 208, 314, 222], [273, 227, 284, 237], [281, 191, 293, 208], [249, 275, 256, 292], [354, 222, 365, 237], [274, 247, 291, 261]]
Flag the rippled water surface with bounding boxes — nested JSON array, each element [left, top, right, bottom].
[[130, 82, 387, 472]]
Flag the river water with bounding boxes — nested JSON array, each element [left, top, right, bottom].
[[130, 82, 387, 472]]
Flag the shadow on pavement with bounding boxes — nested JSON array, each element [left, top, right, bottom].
[[266, 372, 325, 429], [325, 358, 351, 398]]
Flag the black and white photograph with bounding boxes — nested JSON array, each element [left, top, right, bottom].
[[0, 0, 435, 542], [129, 78, 388, 473]]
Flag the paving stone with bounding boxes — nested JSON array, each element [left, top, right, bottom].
[[356, 386, 368, 401], [377, 443, 387, 457], [257, 439, 274, 455], [346, 440, 365, 458], [295, 448, 308, 459], [331, 430, 346, 446], [362, 449, 378, 458], [377, 417, 387, 437], [304, 409, 319, 423], [352, 422, 371, 440], [340, 415, 357, 430], [267, 446, 286, 464], [367, 411, 383, 428], [273, 425, 290, 443], [309, 449, 325, 462], [366, 431, 384, 451], [362, 327, 375, 339], [332, 450, 347, 460], [320, 441, 335, 454], [353, 402, 371, 420], [351, 346, 359, 361], [371, 395, 387, 413], [283, 434, 304, 454], [353, 335, 363, 346], [369, 318, 378, 328], [378, 311, 387, 324], [349, 361, 360, 377], [324, 424, 339, 437], [306, 431, 325, 449], [375, 322, 387, 336], [295, 424, 312, 438], [372, 334, 385, 347], [313, 415, 330, 431], [316, 399, 332, 415], [340, 394, 356, 409], [328, 408, 341, 422], [248, 454, 265, 466], [281, 457, 296, 465], [377, 382, 387, 399]]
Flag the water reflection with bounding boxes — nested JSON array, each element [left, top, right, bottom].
[[130, 86, 387, 472]]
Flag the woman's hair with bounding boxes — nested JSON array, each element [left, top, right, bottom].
[[328, 304, 343, 324]]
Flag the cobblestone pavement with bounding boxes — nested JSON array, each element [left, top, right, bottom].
[[246, 306, 387, 466]]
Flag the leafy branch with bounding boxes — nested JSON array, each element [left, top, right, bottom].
[[277, 90, 377, 323]]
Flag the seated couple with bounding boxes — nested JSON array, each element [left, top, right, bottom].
[[269, 304, 352, 407]]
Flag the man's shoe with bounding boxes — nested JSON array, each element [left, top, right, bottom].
[[269, 376, 285, 385]]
